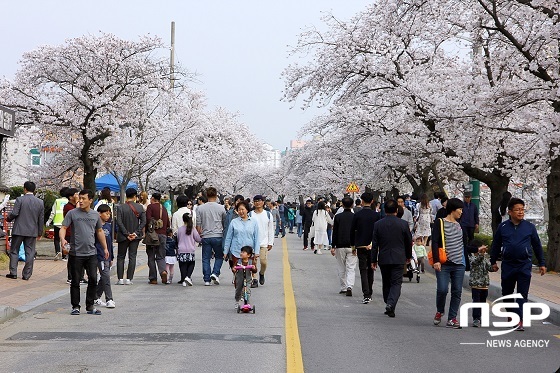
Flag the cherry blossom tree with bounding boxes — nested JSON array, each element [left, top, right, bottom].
[[282, 1, 545, 235], [467, 0, 560, 269], [145, 107, 263, 197], [0, 33, 186, 192], [99, 87, 205, 197]]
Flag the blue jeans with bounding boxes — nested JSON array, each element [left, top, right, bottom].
[[297, 223, 303, 238], [201, 237, 224, 282], [327, 228, 332, 246], [275, 221, 280, 237], [436, 263, 465, 320], [281, 218, 287, 236]]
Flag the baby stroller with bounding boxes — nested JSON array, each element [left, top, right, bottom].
[[403, 251, 420, 283], [235, 264, 256, 314]]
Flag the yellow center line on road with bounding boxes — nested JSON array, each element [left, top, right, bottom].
[[283, 237, 304, 373]]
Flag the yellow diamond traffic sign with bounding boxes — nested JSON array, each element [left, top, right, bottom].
[[345, 182, 360, 193]]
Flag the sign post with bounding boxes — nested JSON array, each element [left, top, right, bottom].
[[345, 182, 360, 200]]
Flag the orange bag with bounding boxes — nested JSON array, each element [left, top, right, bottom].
[[428, 218, 447, 266]]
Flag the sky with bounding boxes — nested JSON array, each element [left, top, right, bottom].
[[0, 0, 372, 150]]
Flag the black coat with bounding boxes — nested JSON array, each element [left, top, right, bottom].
[[351, 206, 380, 247], [371, 215, 412, 265], [299, 204, 314, 226]]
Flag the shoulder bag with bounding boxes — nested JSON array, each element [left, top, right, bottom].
[[142, 205, 160, 246], [127, 202, 140, 219], [428, 218, 447, 266], [154, 204, 164, 229]]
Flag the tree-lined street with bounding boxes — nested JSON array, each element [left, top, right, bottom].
[[0, 233, 558, 372]]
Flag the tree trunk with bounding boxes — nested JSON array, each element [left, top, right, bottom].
[[82, 156, 97, 193], [385, 187, 400, 201], [488, 180, 509, 234], [405, 165, 440, 198], [461, 165, 510, 235], [431, 164, 447, 197], [546, 154, 560, 271], [120, 184, 126, 201]]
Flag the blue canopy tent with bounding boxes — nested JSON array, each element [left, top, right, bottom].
[[94, 174, 137, 193]]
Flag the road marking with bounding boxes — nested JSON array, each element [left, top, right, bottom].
[[8, 331, 282, 344], [283, 237, 304, 373], [554, 335, 560, 339]]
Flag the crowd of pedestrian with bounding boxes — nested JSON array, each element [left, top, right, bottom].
[[3, 181, 548, 330]]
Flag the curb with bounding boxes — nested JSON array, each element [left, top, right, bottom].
[[0, 305, 22, 324], [0, 262, 120, 324]]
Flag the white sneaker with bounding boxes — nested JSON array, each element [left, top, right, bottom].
[[204, 282, 211, 286], [124, 279, 132, 285], [54, 252, 62, 261], [185, 277, 193, 286], [210, 274, 220, 285], [316, 249, 323, 255], [94, 299, 106, 307], [106, 300, 116, 308], [116, 279, 124, 285], [182, 281, 187, 287]]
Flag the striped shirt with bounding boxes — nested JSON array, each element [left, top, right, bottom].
[[443, 220, 464, 264]]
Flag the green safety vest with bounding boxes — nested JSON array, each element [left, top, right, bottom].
[[53, 197, 68, 226]]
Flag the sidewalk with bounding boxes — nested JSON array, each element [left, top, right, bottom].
[[0, 238, 146, 323]]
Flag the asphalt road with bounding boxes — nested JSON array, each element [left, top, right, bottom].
[[0, 233, 558, 373]]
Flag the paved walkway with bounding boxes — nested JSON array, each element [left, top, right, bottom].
[[0, 260, 68, 309], [0, 238, 559, 325], [0, 239, 148, 318]]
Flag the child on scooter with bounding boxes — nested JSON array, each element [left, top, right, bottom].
[[234, 246, 257, 308]]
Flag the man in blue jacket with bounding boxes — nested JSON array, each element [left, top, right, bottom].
[[490, 197, 546, 331]]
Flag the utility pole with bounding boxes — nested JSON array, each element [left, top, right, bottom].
[[170, 21, 175, 90]]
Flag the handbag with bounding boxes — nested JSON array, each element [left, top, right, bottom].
[[428, 218, 447, 266], [143, 218, 160, 246]]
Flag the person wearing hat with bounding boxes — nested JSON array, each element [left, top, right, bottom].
[[460, 191, 479, 270], [248, 195, 274, 287]]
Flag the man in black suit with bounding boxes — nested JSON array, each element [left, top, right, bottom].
[[6, 181, 45, 280], [350, 192, 380, 304], [371, 199, 412, 317]]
